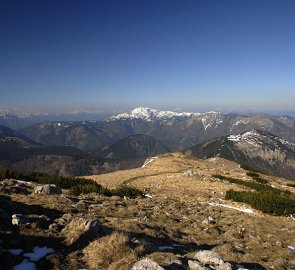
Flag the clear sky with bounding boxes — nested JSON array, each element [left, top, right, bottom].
[[0, 0, 294, 113]]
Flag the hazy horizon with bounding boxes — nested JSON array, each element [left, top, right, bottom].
[[1, 1, 295, 113]]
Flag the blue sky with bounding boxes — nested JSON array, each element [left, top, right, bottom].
[[0, 0, 294, 113]]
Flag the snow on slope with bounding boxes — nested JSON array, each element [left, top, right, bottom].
[[227, 130, 295, 149], [109, 107, 200, 121]]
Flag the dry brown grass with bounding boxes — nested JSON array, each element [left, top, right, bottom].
[[83, 232, 143, 270]]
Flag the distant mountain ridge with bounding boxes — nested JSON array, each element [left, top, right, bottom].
[[0, 110, 113, 129], [20, 107, 295, 152], [187, 129, 295, 179]]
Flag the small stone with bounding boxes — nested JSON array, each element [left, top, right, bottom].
[[188, 260, 209, 270], [194, 250, 224, 266], [216, 262, 232, 270], [132, 258, 164, 270], [12, 214, 29, 226], [84, 218, 100, 231]]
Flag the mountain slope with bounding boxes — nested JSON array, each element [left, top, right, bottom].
[[0, 125, 38, 147], [187, 129, 295, 179], [0, 112, 29, 129], [21, 121, 110, 152], [96, 134, 169, 160]]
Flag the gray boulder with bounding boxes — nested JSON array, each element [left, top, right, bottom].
[[188, 260, 210, 270], [12, 214, 29, 226], [132, 258, 164, 270], [84, 218, 100, 232], [34, 184, 62, 195], [194, 250, 224, 266], [216, 262, 232, 270]]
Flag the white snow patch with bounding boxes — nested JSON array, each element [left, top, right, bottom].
[[208, 157, 217, 163], [142, 157, 158, 168], [158, 246, 174, 251], [144, 194, 153, 199], [14, 180, 32, 186], [172, 244, 184, 247], [23, 246, 54, 261], [13, 259, 36, 270], [8, 249, 23, 255], [208, 202, 254, 214]]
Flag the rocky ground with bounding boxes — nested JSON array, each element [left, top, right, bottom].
[[0, 153, 295, 269]]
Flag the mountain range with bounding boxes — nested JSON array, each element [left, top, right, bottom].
[[1, 107, 295, 179], [20, 107, 295, 151]]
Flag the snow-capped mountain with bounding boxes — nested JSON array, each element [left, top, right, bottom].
[[109, 107, 200, 121], [21, 107, 295, 152], [188, 129, 295, 179]]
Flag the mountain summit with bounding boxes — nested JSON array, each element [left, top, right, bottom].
[[109, 107, 199, 121]]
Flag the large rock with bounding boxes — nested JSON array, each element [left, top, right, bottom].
[[188, 260, 209, 270], [34, 184, 62, 195], [12, 214, 29, 226], [216, 262, 232, 270], [0, 179, 31, 195], [132, 258, 164, 270], [194, 250, 224, 266]]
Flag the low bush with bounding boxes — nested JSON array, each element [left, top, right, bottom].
[[240, 164, 260, 173], [83, 232, 143, 270], [225, 189, 295, 216], [212, 174, 267, 191], [111, 186, 142, 198], [0, 168, 142, 198], [252, 176, 268, 184], [246, 172, 260, 178]]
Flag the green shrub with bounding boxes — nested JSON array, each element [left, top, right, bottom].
[[240, 164, 260, 173], [111, 186, 142, 198], [0, 168, 142, 198], [225, 189, 295, 216], [246, 172, 260, 178], [252, 177, 268, 184]]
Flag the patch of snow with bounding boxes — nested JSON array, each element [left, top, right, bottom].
[[288, 246, 295, 255], [13, 259, 36, 270], [142, 156, 158, 168], [15, 180, 32, 186], [23, 246, 54, 261], [172, 244, 184, 247], [227, 131, 264, 147], [144, 194, 153, 199], [279, 138, 295, 146], [208, 157, 217, 163], [158, 246, 174, 251], [208, 202, 254, 214], [8, 249, 23, 255]]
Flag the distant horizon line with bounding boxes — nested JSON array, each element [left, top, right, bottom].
[[1, 105, 295, 117]]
